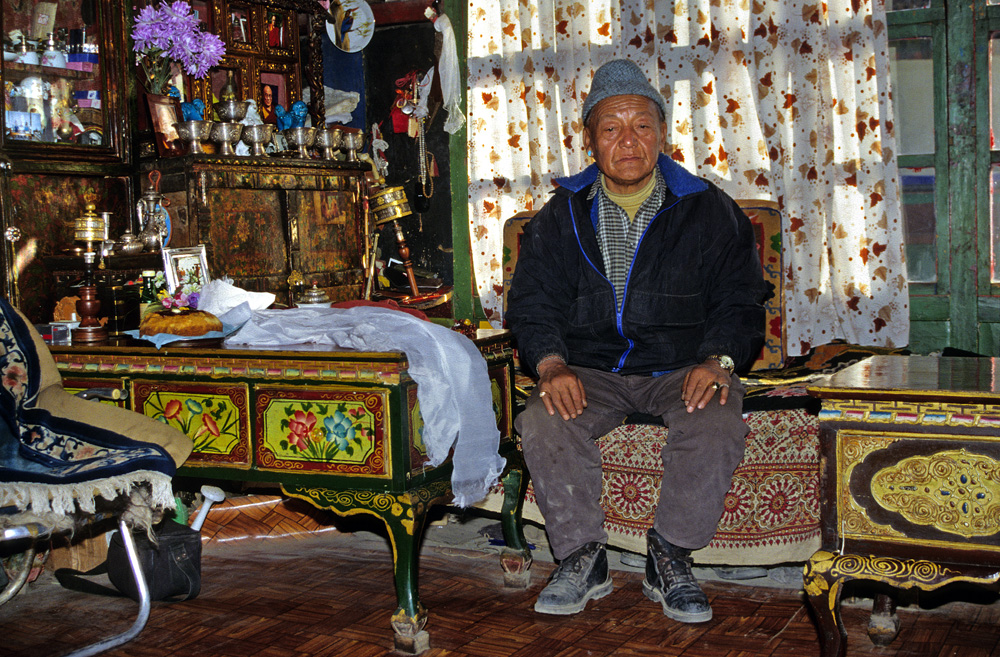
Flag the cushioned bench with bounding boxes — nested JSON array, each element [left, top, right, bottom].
[[481, 202, 902, 568]]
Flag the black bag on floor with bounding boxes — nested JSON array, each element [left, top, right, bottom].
[[56, 519, 201, 603]]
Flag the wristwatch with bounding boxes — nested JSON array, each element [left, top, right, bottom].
[[707, 354, 735, 375]]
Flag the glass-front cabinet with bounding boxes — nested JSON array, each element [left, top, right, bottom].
[[0, 0, 129, 167]]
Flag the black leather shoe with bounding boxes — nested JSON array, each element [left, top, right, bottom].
[[534, 541, 613, 615], [643, 529, 712, 623]]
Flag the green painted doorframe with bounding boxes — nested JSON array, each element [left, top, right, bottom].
[[444, 0, 487, 323]]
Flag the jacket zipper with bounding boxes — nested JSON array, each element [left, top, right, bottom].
[[570, 196, 681, 372]]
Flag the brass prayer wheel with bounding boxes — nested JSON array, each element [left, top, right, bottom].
[[369, 185, 413, 225]]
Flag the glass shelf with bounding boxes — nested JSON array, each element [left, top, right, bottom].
[[1, 0, 108, 148]]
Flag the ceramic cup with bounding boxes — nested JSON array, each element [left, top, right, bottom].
[[17, 49, 39, 65]]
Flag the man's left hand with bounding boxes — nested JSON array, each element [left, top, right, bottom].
[[681, 359, 732, 413]]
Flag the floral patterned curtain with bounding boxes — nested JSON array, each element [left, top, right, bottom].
[[467, 0, 909, 356]]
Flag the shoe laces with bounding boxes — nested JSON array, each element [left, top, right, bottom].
[[654, 551, 696, 587], [552, 545, 600, 583]]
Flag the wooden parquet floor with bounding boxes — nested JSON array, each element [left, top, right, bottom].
[[2, 529, 999, 657]]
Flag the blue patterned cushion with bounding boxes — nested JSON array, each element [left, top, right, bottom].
[[0, 298, 176, 486]]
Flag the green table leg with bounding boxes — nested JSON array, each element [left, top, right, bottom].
[[282, 481, 451, 655], [498, 452, 532, 588]]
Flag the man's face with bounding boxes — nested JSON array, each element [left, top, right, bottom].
[[583, 95, 666, 195], [263, 85, 273, 107]]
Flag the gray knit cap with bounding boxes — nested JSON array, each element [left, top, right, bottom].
[[582, 59, 667, 124]]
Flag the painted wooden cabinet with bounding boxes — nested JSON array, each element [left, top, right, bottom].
[[51, 329, 532, 653], [804, 355, 1000, 656], [144, 155, 370, 305]]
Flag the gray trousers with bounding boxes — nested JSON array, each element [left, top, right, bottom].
[[515, 365, 748, 560]]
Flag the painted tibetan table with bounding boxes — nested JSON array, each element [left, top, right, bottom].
[[804, 355, 1000, 657], [50, 329, 531, 654]]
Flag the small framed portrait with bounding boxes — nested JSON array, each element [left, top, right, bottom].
[[258, 60, 300, 123], [258, 70, 289, 123], [265, 9, 295, 56], [146, 93, 183, 157], [226, 2, 256, 51], [162, 245, 211, 294]]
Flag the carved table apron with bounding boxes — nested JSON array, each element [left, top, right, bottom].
[[51, 329, 531, 654], [805, 355, 1000, 657]]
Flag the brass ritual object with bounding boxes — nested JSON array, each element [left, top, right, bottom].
[[315, 125, 342, 159], [341, 128, 364, 162], [241, 123, 275, 156], [210, 122, 243, 156], [71, 199, 108, 343], [174, 119, 213, 154], [369, 185, 412, 226], [297, 281, 332, 308], [214, 100, 250, 122], [283, 127, 317, 159], [365, 185, 421, 299]]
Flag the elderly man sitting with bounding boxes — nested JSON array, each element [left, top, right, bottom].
[[507, 59, 766, 623]]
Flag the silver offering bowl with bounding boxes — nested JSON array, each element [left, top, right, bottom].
[[210, 121, 243, 156], [283, 127, 317, 159], [315, 125, 343, 159], [174, 120, 213, 154], [213, 100, 250, 122], [240, 123, 275, 157], [341, 129, 365, 161]]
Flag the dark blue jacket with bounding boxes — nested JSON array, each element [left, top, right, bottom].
[[507, 154, 767, 376]]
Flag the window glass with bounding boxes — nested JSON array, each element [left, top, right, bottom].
[[1, 0, 107, 146], [886, 0, 931, 9], [889, 38, 935, 156], [991, 33, 1000, 151], [900, 167, 937, 283], [992, 165, 1000, 283]]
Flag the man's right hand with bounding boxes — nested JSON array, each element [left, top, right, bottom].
[[536, 359, 587, 420]]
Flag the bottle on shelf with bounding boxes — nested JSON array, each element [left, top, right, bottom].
[[219, 70, 237, 101], [139, 269, 158, 317]]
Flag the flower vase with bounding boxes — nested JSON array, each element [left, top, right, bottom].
[[145, 91, 184, 157]]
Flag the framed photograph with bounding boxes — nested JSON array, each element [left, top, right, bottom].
[[226, 3, 255, 50], [162, 245, 211, 294], [264, 9, 295, 56], [146, 93, 183, 157], [258, 60, 300, 123]]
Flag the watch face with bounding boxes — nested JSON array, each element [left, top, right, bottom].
[[711, 355, 735, 371]]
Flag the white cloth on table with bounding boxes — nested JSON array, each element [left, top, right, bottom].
[[224, 306, 505, 507]]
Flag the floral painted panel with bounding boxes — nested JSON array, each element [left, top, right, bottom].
[[255, 386, 388, 477], [132, 380, 251, 466], [467, 0, 908, 357]]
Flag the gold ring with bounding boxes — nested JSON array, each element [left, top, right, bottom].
[[539, 391, 548, 397], [711, 383, 719, 390]]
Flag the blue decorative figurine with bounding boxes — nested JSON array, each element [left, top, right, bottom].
[[180, 98, 205, 121], [275, 105, 294, 131], [290, 101, 309, 128]]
